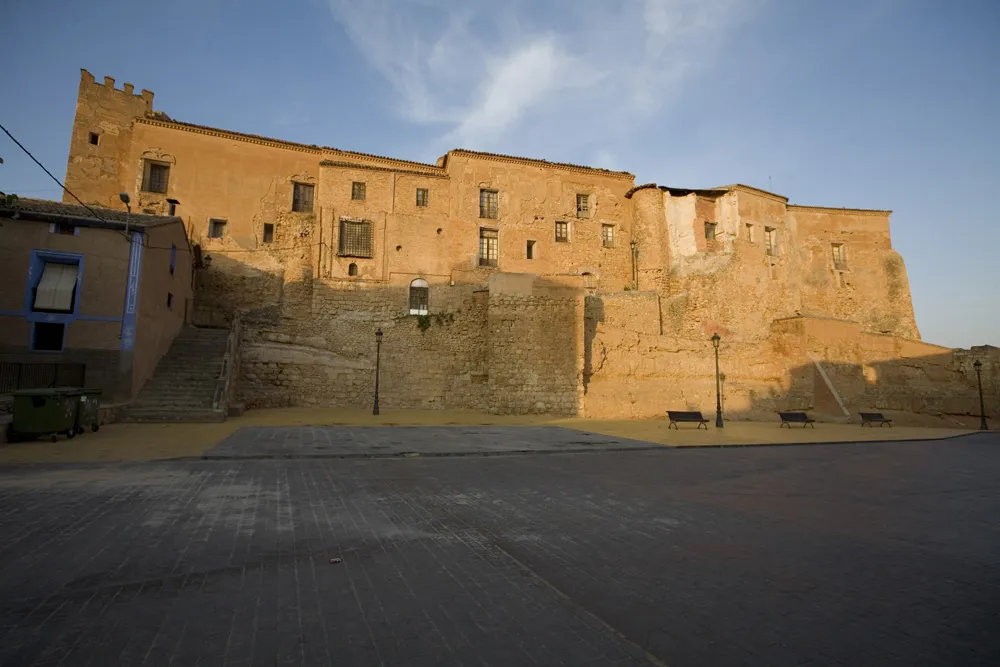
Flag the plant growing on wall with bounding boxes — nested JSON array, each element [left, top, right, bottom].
[[416, 314, 431, 331]]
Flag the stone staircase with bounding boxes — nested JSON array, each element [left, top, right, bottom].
[[119, 327, 231, 423]]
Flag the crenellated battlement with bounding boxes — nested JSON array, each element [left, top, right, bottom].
[[79, 69, 154, 110]]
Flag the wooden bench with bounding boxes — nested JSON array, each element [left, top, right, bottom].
[[859, 412, 892, 427], [778, 411, 815, 428], [667, 411, 709, 429]]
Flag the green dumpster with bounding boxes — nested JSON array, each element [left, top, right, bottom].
[[74, 389, 102, 434], [11, 388, 80, 442]]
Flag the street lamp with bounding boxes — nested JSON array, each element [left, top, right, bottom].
[[373, 328, 383, 416], [973, 360, 988, 431], [712, 332, 723, 428]]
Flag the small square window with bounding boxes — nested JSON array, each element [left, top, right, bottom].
[[352, 182, 366, 201], [208, 219, 227, 239], [88, 132, 99, 146], [167, 292, 174, 309], [142, 160, 169, 194], [416, 188, 429, 207], [555, 221, 569, 243], [526, 240, 535, 259], [32, 322, 65, 351], [576, 194, 591, 218], [263, 223, 275, 244], [292, 183, 314, 212], [480, 189, 498, 219]]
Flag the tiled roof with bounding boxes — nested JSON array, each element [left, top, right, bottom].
[[445, 149, 634, 179], [0, 198, 181, 228], [136, 117, 442, 171], [319, 160, 448, 179], [787, 204, 892, 215]]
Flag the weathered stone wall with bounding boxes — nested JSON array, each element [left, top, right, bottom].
[[63, 70, 154, 210], [486, 274, 585, 415], [238, 281, 490, 411]]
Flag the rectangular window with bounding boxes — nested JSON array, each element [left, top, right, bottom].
[[88, 132, 99, 146], [263, 223, 274, 244], [576, 194, 591, 218], [704, 222, 717, 241], [416, 188, 429, 207], [526, 239, 535, 260], [745, 223, 755, 242], [479, 228, 498, 267], [555, 221, 569, 243], [480, 189, 498, 219], [292, 183, 314, 212], [338, 219, 374, 258], [765, 227, 777, 256], [142, 160, 169, 194], [49, 223, 76, 235], [832, 243, 847, 270], [167, 292, 174, 309], [208, 219, 227, 239], [352, 182, 366, 201], [602, 224, 615, 248], [33, 262, 78, 313], [169, 243, 176, 275], [409, 286, 429, 315], [32, 322, 65, 352]]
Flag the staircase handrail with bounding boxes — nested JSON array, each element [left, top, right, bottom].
[[212, 311, 242, 412]]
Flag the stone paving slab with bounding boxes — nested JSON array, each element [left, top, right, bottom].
[[0, 432, 998, 666], [204, 425, 662, 459]]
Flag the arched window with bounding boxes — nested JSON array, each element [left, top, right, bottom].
[[409, 278, 429, 315], [348, 263, 358, 276]]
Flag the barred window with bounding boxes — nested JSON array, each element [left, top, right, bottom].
[[479, 228, 498, 267], [480, 189, 498, 219], [338, 219, 374, 258], [576, 193, 591, 218], [416, 188, 428, 207], [352, 182, 366, 201], [142, 160, 169, 194], [601, 224, 614, 248], [292, 183, 314, 212], [409, 278, 429, 315], [555, 221, 569, 242]]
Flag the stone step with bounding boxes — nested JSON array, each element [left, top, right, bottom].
[[118, 408, 227, 423]]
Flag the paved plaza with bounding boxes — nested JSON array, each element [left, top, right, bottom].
[[0, 427, 998, 666]]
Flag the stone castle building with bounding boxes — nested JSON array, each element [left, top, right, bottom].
[[58, 69, 997, 420]]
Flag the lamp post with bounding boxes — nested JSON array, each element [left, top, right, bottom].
[[712, 332, 723, 428], [373, 328, 383, 416], [973, 360, 988, 431]]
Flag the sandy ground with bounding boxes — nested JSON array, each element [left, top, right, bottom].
[[0, 407, 985, 464]]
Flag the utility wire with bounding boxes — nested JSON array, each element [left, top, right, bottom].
[[1, 120, 322, 256]]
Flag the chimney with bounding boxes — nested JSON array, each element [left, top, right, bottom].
[[166, 198, 180, 216]]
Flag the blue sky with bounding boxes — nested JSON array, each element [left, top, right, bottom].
[[2, 0, 997, 348]]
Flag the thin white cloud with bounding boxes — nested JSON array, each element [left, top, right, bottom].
[[327, 0, 757, 152]]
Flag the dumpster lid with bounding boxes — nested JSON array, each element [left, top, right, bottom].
[[12, 388, 64, 397]]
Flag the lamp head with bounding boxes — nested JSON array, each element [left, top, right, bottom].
[[973, 359, 982, 370], [711, 332, 721, 349], [376, 328, 383, 342], [119, 192, 130, 206]]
